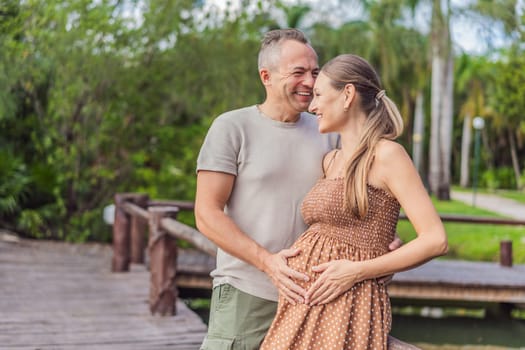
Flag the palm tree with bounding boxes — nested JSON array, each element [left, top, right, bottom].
[[414, 0, 519, 198], [368, 1, 430, 177], [455, 54, 492, 187], [490, 48, 525, 190], [427, 0, 454, 199], [276, 1, 311, 28]]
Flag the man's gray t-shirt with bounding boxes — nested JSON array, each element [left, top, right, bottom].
[[196, 105, 335, 301]]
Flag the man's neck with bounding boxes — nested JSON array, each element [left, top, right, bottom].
[[258, 102, 301, 123]]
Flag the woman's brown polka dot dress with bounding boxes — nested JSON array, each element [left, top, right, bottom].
[[260, 177, 400, 350]]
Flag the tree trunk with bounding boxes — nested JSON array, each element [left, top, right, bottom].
[[438, 53, 454, 200], [481, 128, 494, 170], [508, 128, 522, 189], [429, 0, 453, 200], [429, 53, 444, 196], [412, 91, 425, 177], [460, 114, 472, 187]]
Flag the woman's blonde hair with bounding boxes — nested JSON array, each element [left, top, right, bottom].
[[322, 54, 404, 218]]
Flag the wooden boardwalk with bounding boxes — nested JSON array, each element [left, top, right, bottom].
[[0, 236, 207, 350], [175, 249, 525, 309], [2, 234, 525, 350], [389, 259, 525, 307], [176, 251, 525, 311]]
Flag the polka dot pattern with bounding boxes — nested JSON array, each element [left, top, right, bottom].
[[260, 178, 400, 350]]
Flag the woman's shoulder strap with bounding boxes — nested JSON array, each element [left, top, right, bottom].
[[322, 149, 339, 178]]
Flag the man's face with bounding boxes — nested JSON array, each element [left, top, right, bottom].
[[267, 40, 319, 114]]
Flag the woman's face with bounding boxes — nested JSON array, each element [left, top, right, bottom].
[[308, 72, 348, 134]]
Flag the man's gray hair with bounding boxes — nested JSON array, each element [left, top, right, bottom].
[[258, 28, 309, 71]]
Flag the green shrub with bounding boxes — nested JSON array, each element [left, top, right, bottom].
[[481, 167, 516, 190]]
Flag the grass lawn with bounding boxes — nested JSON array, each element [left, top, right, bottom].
[[397, 197, 525, 264]]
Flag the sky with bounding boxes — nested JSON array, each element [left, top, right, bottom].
[[204, 0, 524, 55]]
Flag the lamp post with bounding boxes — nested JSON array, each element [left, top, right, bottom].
[[472, 116, 485, 207]]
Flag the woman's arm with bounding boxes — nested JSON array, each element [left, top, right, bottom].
[[305, 141, 448, 305]]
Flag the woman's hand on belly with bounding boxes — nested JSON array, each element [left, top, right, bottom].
[[305, 259, 364, 306]]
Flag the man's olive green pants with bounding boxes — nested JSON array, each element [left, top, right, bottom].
[[200, 284, 277, 350]]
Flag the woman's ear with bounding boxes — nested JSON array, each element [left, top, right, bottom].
[[343, 83, 356, 110]]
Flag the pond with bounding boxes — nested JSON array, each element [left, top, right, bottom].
[[391, 313, 525, 349], [184, 297, 525, 349]]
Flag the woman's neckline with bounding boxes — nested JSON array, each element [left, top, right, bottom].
[[319, 177, 396, 200]]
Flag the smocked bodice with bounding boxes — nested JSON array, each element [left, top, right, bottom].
[[301, 177, 400, 255]]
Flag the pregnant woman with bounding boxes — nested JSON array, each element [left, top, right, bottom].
[[260, 54, 448, 350]]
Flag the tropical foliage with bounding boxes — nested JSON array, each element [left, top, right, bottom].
[[0, 0, 523, 241]]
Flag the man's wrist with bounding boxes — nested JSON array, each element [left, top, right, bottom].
[[255, 246, 271, 272]]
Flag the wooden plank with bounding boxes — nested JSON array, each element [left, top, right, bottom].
[[0, 239, 207, 350], [388, 284, 525, 303], [391, 259, 525, 288], [399, 213, 525, 226], [388, 260, 525, 304], [175, 252, 525, 305], [4, 235, 524, 350], [175, 252, 525, 290]]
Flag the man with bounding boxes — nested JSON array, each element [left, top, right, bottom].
[[195, 29, 401, 349]]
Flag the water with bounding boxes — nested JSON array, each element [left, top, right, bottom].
[[391, 314, 525, 349], [183, 297, 525, 349]]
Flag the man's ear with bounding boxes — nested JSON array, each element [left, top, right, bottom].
[[259, 68, 271, 86], [343, 83, 356, 110]]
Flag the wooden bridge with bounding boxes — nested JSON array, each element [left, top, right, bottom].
[[110, 194, 525, 317], [0, 236, 207, 350], [1, 193, 525, 349]]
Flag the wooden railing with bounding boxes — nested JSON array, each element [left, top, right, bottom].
[[111, 193, 525, 316], [111, 193, 216, 316], [399, 213, 525, 267]]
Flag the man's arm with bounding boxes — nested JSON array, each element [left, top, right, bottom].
[[194, 170, 309, 304]]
